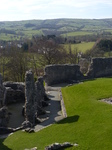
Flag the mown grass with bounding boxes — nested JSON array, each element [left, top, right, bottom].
[[1, 78, 112, 150], [64, 42, 95, 53]]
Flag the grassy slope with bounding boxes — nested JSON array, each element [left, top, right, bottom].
[[61, 31, 94, 37], [64, 42, 95, 53], [0, 18, 112, 41], [1, 78, 112, 150], [22, 30, 43, 38], [0, 33, 20, 41]]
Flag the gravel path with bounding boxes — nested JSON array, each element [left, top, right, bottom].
[[34, 87, 65, 132], [34, 83, 68, 132]]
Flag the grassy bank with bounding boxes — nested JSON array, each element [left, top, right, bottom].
[[64, 42, 95, 53], [1, 78, 112, 150]]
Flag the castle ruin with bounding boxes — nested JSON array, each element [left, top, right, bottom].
[[1, 57, 112, 133]]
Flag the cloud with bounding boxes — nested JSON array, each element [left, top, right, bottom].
[[49, 0, 112, 8], [0, 0, 112, 21]]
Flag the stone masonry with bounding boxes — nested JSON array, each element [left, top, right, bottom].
[[0, 106, 9, 127], [0, 74, 5, 107], [87, 57, 112, 78], [0, 74, 10, 127], [44, 64, 84, 86], [35, 77, 43, 108], [25, 70, 37, 124], [25, 70, 47, 124], [35, 77, 46, 115], [3, 81, 25, 105]]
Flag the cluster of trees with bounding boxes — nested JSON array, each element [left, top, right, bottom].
[[0, 28, 16, 35], [96, 39, 112, 52], [0, 36, 79, 82], [82, 38, 112, 58], [0, 46, 29, 81], [1, 34, 112, 82]]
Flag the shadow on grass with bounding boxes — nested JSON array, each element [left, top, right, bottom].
[[105, 76, 112, 78], [55, 145, 73, 150], [57, 115, 80, 124], [0, 139, 11, 150]]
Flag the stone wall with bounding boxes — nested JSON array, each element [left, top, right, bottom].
[[25, 70, 47, 124], [44, 64, 84, 86], [35, 77, 47, 112], [0, 74, 5, 107], [0, 106, 9, 127], [0, 75, 10, 127], [0, 71, 48, 127], [35, 77, 43, 108], [3, 82, 25, 105], [87, 57, 112, 78], [25, 70, 37, 124]]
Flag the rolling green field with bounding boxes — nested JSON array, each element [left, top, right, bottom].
[[22, 30, 43, 38], [64, 42, 95, 53], [61, 31, 95, 37], [0, 18, 112, 41], [0, 30, 43, 41], [0, 33, 21, 41], [1, 78, 112, 150]]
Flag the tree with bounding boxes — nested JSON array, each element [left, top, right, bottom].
[[5, 45, 30, 82], [67, 44, 78, 64], [30, 37, 66, 66], [0, 47, 9, 81]]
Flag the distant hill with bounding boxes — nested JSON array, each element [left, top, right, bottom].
[[0, 18, 112, 41]]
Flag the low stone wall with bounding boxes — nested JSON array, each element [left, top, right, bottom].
[[3, 82, 25, 105], [44, 58, 112, 85], [44, 64, 84, 86], [87, 57, 112, 78], [59, 91, 67, 118]]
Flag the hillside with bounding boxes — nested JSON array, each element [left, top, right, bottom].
[[0, 18, 112, 41]]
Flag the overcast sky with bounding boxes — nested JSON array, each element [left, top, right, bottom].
[[0, 0, 112, 21]]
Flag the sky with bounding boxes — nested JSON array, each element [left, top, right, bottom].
[[0, 0, 112, 21]]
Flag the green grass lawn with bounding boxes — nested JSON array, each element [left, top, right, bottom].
[[1, 78, 112, 150], [64, 42, 95, 53]]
